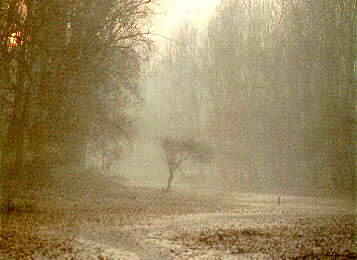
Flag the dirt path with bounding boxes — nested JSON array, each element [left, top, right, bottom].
[[75, 226, 170, 260], [71, 212, 279, 259]]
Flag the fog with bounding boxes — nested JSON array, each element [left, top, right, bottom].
[[1, 0, 355, 258], [117, 137, 221, 190], [116, 0, 355, 198]]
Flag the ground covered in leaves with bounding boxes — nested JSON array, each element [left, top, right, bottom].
[[168, 214, 355, 259], [0, 187, 355, 259]]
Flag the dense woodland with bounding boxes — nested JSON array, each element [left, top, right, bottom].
[[0, 0, 155, 212], [144, 0, 355, 195], [0, 0, 355, 214]]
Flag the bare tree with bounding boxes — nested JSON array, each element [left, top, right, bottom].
[[0, 0, 156, 213], [159, 137, 211, 192]]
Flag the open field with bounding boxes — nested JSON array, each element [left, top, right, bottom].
[[0, 186, 355, 259]]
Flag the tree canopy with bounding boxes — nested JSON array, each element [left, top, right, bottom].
[[160, 137, 212, 191], [0, 0, 155, 212]]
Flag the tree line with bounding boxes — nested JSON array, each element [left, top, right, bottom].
[[145, 0, 355, 195]]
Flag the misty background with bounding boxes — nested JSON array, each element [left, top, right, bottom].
[[0, 0, 355, 213], [119, 0, 355, 196]]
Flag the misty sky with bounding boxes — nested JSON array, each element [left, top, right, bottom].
[[154, 0, 221, 38]]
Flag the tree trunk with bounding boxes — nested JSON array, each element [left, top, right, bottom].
[[165, 169, 174, 192], [1, 58, 28, 214]]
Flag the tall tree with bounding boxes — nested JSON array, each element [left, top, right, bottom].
[[0, 0, 155, 212], [204, 0, 355, 193]]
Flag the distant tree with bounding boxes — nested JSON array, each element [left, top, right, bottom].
[[159, 137, 211, 191]]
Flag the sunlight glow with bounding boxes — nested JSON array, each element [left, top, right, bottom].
[[9, 32, 22, 47], [170, 0, 221, 24], [156, 0, 221, 38]]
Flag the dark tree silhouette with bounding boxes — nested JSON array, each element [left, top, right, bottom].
[[160, 137, 211, 192], [0, 0, 155, 213]]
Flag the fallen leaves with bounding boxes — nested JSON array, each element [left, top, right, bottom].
[[170, 213, 355, 259], [0, 229, 77, 259], [0, 189, 355, 259]]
